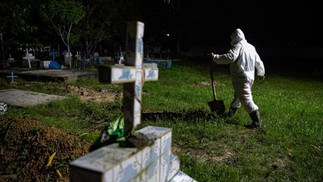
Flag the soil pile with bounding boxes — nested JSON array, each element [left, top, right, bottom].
[[0, 117, 91, 182]]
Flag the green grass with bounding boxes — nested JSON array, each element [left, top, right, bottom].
[[1, 58, 322, 181]]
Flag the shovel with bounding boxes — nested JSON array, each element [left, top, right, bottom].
[[208, 62, 225, 115]]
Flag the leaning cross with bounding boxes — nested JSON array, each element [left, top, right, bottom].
[[22, 49, 35, 69], [98, 21, 158, 147]]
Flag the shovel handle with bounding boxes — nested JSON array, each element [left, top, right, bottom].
[[209, 60, 216, 72], [210, 69, 217, 100]]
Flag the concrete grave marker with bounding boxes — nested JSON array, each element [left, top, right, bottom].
[[22, 49, 35, 69], [98, 21, 158, 142], [0, 102, 7, 115], [70, 21, 196, 182], [0, 89, 67, 107]]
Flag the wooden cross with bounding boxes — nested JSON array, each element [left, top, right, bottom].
[[98, 21, 158, 147]]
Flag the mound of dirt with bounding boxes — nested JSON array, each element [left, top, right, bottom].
[[0, 117, 91, 181]]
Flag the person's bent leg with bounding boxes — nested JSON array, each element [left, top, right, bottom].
[[228, 94, 241, 117], [235, 78, 261, 129], [242, 95, 261, 129]]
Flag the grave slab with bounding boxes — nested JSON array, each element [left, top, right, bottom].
[[143, 58, 172, 68], [0, 69, 97, 83], [0, 89, 67, 107], [16, 69, 97, 83], [70, 126, 196, 182]]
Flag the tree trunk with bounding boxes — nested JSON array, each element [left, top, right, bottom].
[[0, 33, 5, 69]]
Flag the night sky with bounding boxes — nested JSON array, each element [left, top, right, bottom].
[[170, 0, 321, 47]]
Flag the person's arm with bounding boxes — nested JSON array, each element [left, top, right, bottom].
[[255, 53, 265, 80], [211, 44, 241, 64]]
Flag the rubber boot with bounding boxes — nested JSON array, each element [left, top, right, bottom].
[[244, 110, 261, 129], [227, 107, 238, 117]]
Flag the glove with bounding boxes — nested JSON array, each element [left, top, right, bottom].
[[258, 75, 265, 81]]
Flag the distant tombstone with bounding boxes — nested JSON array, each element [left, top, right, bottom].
[[94, 52, 99, 61], [65, 51, 72, 67], [6, 72, 18, 83], [75, 51, 81, 60], [8, 54, 14, 63], [49, 49, 61, 69], [22, 49, 35, 69], [49, 49, 58, 62]]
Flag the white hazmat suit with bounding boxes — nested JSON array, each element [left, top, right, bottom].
[[212, 28, 265, 128]]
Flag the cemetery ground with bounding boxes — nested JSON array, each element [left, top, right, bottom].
[[0, 58, 322, 181]]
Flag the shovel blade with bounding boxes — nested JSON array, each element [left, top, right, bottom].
[[208, 99, 226, 115]]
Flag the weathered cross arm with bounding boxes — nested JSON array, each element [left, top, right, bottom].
[[97, 64, 158, 148], [98, 64, 158, 84]]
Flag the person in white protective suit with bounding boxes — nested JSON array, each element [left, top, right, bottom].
[[211, 28, 265, 129]]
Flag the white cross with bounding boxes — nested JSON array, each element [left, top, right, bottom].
[[98, 21, 159, 138], [6, 72, 18, 83], [22, 49, 35, 69]]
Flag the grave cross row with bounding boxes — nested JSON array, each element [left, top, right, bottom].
[[98, 21, 158, 147]]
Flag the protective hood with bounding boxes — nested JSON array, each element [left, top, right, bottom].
[[230, 28, 245, 46]]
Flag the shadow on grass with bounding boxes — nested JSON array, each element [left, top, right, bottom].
[[142, 109, 239, 126]]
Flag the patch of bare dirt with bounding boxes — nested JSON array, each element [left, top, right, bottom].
[[0, 117, 91, 182], [64, 85, 122, 103]]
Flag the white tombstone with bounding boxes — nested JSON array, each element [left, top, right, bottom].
[[0, 102, 7, 115], [98, 21, 158, 140], [8, 54, 14, 63], [65, 51, 72, 67], [22, 49, 35, 69]]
